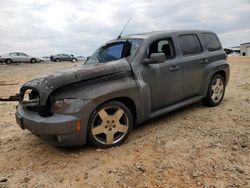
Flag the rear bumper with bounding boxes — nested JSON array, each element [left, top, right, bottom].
[[15, 105, 86, 146]]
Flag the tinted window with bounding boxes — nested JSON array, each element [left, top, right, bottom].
[[97, 43, 124, 63], [178, 34, 202, 55], [148, 38, 175, 59], [85, 39, 142, 65], [202, 33, 221, 52]]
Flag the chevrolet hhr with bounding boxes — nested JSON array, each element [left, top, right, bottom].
[[15, 30, 230, 148]]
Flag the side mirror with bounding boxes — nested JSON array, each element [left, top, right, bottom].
[[142, 53, 166, 65]]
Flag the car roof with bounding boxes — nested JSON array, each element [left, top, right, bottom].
[[120, 29, 214, 39]]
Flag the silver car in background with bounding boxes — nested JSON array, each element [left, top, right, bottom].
[[0, 52, 43, 64]]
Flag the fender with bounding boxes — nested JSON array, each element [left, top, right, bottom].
[[200, 60, 230, 97], [52, 74, 143, 121]]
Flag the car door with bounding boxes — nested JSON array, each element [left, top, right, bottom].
[[65, 54, 71, 61], [177, 33, 207, 100], [19, 53, 30, 62], [9, 52, 19, 62], [63, 54, 68, 61], [139, 37, 183, 112], [58, 54, 63, 61]]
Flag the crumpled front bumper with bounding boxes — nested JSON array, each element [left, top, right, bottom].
[[15, 105, 86, 146]]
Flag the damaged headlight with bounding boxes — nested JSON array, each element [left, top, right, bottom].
[[20, 89, 39, 106], [51, 98, 84, 114]]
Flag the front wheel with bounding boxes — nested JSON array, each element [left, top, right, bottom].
[[30, 58, 37, 64], [88, 101, 133, 148], [202, 74, 225, 107]]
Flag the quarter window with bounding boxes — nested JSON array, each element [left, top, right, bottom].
[[178, 34, 203, 56], [201, 33, 221, 52]]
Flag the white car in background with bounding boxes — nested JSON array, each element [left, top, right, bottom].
[[76, 56, 87, 61], [0, 52, 43, 64], [228, 52, 240, 56]]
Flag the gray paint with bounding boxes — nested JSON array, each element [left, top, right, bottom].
[[16, 29, 230, 146]]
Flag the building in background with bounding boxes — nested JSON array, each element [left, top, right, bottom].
[[240, 42, 250, 56]]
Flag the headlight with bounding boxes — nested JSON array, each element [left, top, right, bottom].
[[20, 89, 39, 106], [51, 98, 84, 114]]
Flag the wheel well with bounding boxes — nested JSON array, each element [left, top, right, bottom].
[[213, 70, 226, 81], [104, 97, 137, 124]]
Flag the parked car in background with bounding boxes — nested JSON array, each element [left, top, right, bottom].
[[228, 52, 240, 56], [16, 30, 230, 148], [76, 56, 87, 62], [0, 52, 43, 64], [42, 56, 50, 61], [50, 54, 77, 62]]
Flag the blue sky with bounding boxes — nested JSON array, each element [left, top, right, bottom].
[[0, 0, 249, 56]]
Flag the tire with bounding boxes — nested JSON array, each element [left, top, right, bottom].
[[30, 58, 36, 64], [72, 58, 77, 63], [88, 101, 133, 148], [5, 59, 12, 64], [55, 58, 60, 62], [202, 74, 225, 107]]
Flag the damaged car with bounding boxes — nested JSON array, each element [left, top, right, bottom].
[[15, 30, 230, 148]]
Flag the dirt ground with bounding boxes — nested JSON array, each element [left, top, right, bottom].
[[0, 57, 249, 188]]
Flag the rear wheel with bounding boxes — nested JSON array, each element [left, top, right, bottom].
[[88, 101, 133, 148], [5, 59, 12, 64], [202, 74, 225, 107]]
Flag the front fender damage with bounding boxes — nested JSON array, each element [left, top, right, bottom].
[[19, 59, 132, 106]]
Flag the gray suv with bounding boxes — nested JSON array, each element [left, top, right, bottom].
[[15, 30, 230, 148]]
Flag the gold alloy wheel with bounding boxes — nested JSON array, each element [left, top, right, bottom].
[[91, 107, 129, 145], [211, 78, 224, 103]]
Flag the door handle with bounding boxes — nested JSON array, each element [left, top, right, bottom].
[[200, 59, 209, 64], [169, 65, 180, 71]]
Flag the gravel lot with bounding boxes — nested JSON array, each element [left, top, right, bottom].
[[0, 57, 249, 188]]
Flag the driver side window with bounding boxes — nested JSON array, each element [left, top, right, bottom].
[[148, 38, 175, 59]]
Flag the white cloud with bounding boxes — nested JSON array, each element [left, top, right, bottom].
[[0, 0, 249, 56], [219, 29, 250, 47]]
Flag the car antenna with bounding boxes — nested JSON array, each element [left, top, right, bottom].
[[117, 18, 131, 39]]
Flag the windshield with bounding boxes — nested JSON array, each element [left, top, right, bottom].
[[85, 39, 142, 65]]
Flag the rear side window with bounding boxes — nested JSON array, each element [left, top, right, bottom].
[[178, 34, 203, 56], [201, 33, 221, 52]]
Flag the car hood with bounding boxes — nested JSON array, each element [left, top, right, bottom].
[[20, 59, 132, 105]]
